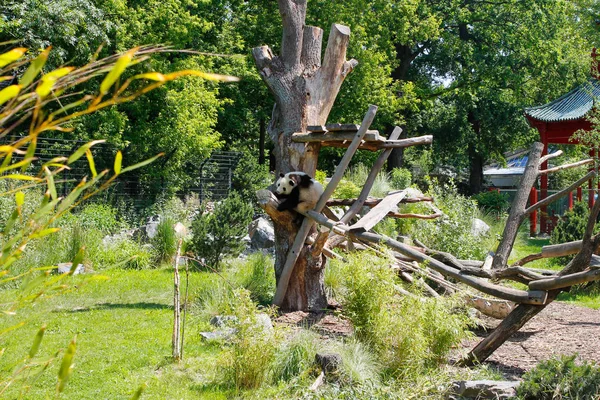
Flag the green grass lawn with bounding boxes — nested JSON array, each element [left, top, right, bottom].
[[510, 229, 600, 309], [0, 268, 235, 399]]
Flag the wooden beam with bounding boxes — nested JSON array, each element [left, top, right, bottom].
[[339, 126, 402, 224], [538, 158, 593, 175], [349, 190, 407, 232], [529, 268, 600, 290], [292, 130, 381, 143], [326, 196, 433, 207], [380, 135, 433, 148]]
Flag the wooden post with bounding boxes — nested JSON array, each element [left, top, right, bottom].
[[529, 187, 538, 237], [577, 186, 583, 202], [589, 148, 595, 208], [172, 239, 183, 362]]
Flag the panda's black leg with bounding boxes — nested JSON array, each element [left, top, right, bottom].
[[277, 199, 294, 212]]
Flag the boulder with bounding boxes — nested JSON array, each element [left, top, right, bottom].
[[57, 263, 85, 275], [446, 380, 519, 400], [315, 353, 342, 374], [174, 222, 188, 238], [248, 217, 275, 249], [199, 328, 236, 341], [471, 218, 490, 237]]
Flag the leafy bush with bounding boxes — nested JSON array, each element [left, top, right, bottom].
[[150, 194, 201, 225], [344, 163, 391, 198], [473, 191, 510, 214], [152, 216, 178, 264], [335, 339, 381, 386], [232, 151, 272, 204], [330, 252, 471, 376], [240, 253, 276, 305], [334, 179, 362, 199], [189, 193, 253, 270], [314, 169, 327, 185], [69, 203, 126, 234], [551, 201, 593, 245], [410, 180, 489, 260], [390, 168, 412, 190], [517, 355, 600, 399]]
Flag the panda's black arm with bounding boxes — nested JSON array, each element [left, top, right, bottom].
[[277, 190, 300, 212]]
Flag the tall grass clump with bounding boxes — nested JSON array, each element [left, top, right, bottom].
[[221, 289, 279, 390], [152, 216, 178, 264], [272, 331, 320, 383], [330, 252, 472, 377], [229, 253, 276, 305]]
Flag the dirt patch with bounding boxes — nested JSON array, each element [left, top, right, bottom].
[[274, 311, 353, 337], [464, 302, 600, 379]]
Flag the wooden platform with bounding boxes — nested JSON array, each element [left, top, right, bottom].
[[292, 124, 432, 151]]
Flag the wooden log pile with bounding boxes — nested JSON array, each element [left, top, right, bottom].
[[257, 105, 600, 368]]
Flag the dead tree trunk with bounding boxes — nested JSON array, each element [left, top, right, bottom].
[[252, 0, 357, 311]]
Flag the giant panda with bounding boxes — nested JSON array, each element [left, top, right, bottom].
[[274, 171, 324, 217]]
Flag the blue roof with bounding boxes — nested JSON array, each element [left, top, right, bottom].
[[524, 79, 600, 123]]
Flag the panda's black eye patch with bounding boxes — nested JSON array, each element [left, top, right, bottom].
[[289, 180, 294, 186]]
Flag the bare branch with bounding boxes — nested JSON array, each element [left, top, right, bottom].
[[538, 158, 593, 175], [539, 150, 563, 165], [525, 171, 596, 215]]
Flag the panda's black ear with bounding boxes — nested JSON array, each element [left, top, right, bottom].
[[279, 173, 285, 178]]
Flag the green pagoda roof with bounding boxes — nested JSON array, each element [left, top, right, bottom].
[[524, 79, 600, 123]]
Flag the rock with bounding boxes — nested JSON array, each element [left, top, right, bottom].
[[471, 218, 490, 237], [446, 380, 519, 400], [248, 217, 275, 249], [199, 328, 236, 341], [173, 222, 188, 238], [210, 315, 238, 327], [57, 263, 84, 275], [255, 313, 273, 331], [315, 353, 342, 374]]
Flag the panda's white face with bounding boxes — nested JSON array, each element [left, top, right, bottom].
[[276, 174, 296, 195]]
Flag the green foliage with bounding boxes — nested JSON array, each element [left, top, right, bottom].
[[473, 191, 510, 214], [335, 339, 382, 387], [239, 253, 276, 306], [345, 164, 392, 198], [411, 180, 489, 260], [551, 201, 593, 246], [151, 217, 178, 264], [272, 331, 319, 383], [221, 289, 279, 390], [189, 193, 253, 270], [330, 252, 472, 376], [390, 168, 412, 190], [517, 355, 600, 400], [150, 194, 201, 225], [314, 170, 327, 185], [333, 180, 362, 199], [231, 151, 272, 204]]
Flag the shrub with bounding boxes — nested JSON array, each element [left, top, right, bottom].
[[152, 216, 178, 264], [410, 180, 489, 260], [390, 168, 412, 190], [314, 169, 327, 185], [551, 201, 593, 245], [473, 190, 510, 214], [232, 151, 272, 204], [335, 339, 381, 386], [151, 194, 201, 225], [343, 163, 391, 198], [331, 252, 472, 376], [240, 253, 276, 305], [189, 193, 253, 270], [70, 203, 126, 234], [334, 179, 362, 199], [221, 289, 279, 390], [517, 355, 600, 399]]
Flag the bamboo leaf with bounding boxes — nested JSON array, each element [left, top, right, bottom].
[[85, 149, 97, 177], [0, 47, 27, 68], [67, 140, 106, 164], [163, 69, 240, 82], [130, 383, 147, 400], [114, 151, 122, 175], [28, 325, 46, 359], [0, 157, 36, 174], [100, 49, 136, 94], [57, 336, 77, 393], [1, 174, 41, 181], [3, 209, 19, 235], [120, 153, 164, 174], [44, 166, 57, 200], [70, 247, 85, 275], [0, 84, 22, 106], [20, 47, 51, 87], [0, 322, 25, 336], [22, 138, 37, 172], [133, 72, 165, 81], [36, 67, 74, 98], [15, 191, 24, 207], [29, 228, 60, 240]]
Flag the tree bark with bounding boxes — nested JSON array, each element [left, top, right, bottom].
[[253, 1, 357, 311]]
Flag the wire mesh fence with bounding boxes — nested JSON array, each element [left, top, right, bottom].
[[2, 136, 242, 208]]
